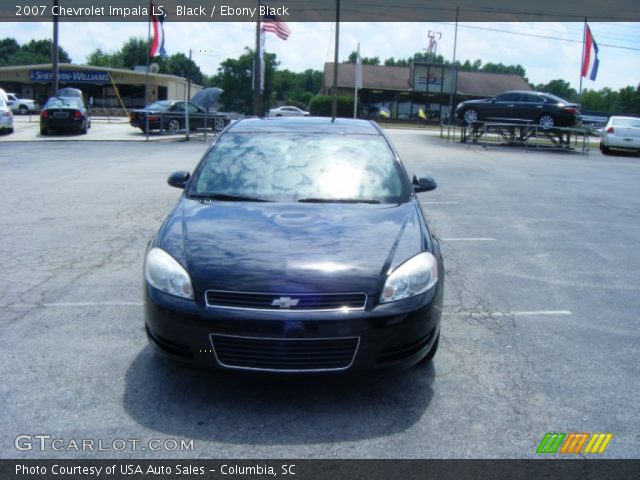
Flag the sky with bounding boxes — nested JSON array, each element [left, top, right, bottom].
[[4, 20, 640, 91]]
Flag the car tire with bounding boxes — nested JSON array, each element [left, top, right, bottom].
[[80, 123, 88, 134], [8, 128, 14, 134], [167, 119, 181, 134], [463, 108, 479, 125], [40, 127, 47, 136], [600, 144, 611, 155], [213, 117, 225, 132], [19, 105, 29, 115], [538, 114, 555, 129]]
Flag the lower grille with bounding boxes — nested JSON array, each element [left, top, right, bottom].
[[210, 334, 359, 372]]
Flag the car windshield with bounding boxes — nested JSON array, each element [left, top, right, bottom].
[[188, 132, 409, 204], [146, 101, 171, 110], [45, 97, 82, 109], [612, 118, 640, 128]]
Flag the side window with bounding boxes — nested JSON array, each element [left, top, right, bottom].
[[496, 93, 518, 102], [186, 103, 199, 114]]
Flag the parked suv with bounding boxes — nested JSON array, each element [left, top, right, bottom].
[[456, 91, 581, 128], [6, 93, 40, 115]]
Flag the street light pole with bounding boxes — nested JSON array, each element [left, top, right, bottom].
[[51, 0, 59, 96]]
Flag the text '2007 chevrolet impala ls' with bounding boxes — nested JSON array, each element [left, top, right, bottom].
[[144, 117, 444, 373]]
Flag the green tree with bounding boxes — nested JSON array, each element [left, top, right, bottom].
[[0, 38, 20, 65], [86, 48, 115, 67], [211, 48, 278, 114], [165, 52, 203, 85], [0, 38, 71, 65], [344, 51, 380, 65], [534, 79, 577, 101]]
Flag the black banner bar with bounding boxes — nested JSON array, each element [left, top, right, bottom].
[[2, 0, 640, 22], [2, 460, 640, 480]]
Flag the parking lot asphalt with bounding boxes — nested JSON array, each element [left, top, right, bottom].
[[0, 115, 217, 142], [0, 129, 638, 459]]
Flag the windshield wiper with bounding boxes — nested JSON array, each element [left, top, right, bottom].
[[189, 193, 272, 202], [298, 197, 380, 204]]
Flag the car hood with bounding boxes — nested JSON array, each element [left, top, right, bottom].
[[456, 98, 491, 109], [158, 199, 426, 295]]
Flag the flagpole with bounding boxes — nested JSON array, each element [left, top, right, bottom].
[[353, 42, 359, 119], [579, 17, 587, 97], [253, 1, 262, 117], [331, 0, 340, 121], [144, 1, 152, 141], [448, 5, 459, 130]]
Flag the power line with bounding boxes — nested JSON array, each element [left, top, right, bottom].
[[440, 22, 640, 52]]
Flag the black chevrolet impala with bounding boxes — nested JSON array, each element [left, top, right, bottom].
[[144, 117, 444, 372]]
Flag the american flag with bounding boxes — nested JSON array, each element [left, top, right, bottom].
[[262, 14, 291, 41]]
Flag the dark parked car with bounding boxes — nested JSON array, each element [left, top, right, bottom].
[[144, 117, 444, 373], [129, 100, 229, 133], [456, 91, 581, 128], [40, 96, 91, 135]]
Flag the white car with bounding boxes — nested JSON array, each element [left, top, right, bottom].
[[0, 98, 14, 134], [600, 116, 640, 155], [268, 106, 309, 117], [6, 93, 40, 115]]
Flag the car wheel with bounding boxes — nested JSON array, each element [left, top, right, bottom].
[[19, 105, 29, 115], [80, 123, 88, 134], [213, 117, 225, 132], [538, 114, 555, 129], [600, 143, 611, 155], [421, 332, 439, 364], [463, 108, 478, 125], [8, 128, 14, 134], [167, 119, 181, 134], [40, 127, 47, 136]]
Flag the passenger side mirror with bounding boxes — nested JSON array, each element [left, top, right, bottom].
[[167, 171, 191, 189], [413, 175, 437, 193]]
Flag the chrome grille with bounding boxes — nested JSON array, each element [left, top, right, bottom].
[[210, 334, 360, 372], [205, 290, 367, 311]]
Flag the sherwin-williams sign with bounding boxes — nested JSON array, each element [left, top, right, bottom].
[[30, 70, 110, 83]]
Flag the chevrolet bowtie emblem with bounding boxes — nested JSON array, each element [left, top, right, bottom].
[[271, 297, 300, 309]]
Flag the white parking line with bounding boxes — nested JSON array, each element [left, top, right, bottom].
[[441, 237, 496, 241], [42, 302, 143, 307], [450, 310, 572, 317]]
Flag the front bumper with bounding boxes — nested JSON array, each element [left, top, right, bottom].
[[144, 283, 443, 373]]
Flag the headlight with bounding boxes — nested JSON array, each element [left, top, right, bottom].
[[380, 252, 438, 304], [144, 247, 194, 299]]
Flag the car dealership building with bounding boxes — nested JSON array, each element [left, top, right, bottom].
[[0, 63, 200, 112], [322, 62, 532, 120]]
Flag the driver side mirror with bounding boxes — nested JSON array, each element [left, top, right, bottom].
[[412, 175, 437, 193], [167, 171, 190, 189]]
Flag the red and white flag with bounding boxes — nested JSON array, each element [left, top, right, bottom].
[[149, 3, 167, 57], [262, 14, 291, 41], [582, 24, 599, 81]]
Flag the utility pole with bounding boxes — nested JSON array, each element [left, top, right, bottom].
[[253, 14, 262, 116], [51, 0, 59, 96], [331, 0, 340, 120], [185, 49, 192, 140]]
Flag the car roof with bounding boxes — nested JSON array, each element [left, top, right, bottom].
[[227, 117, 381, 134]]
